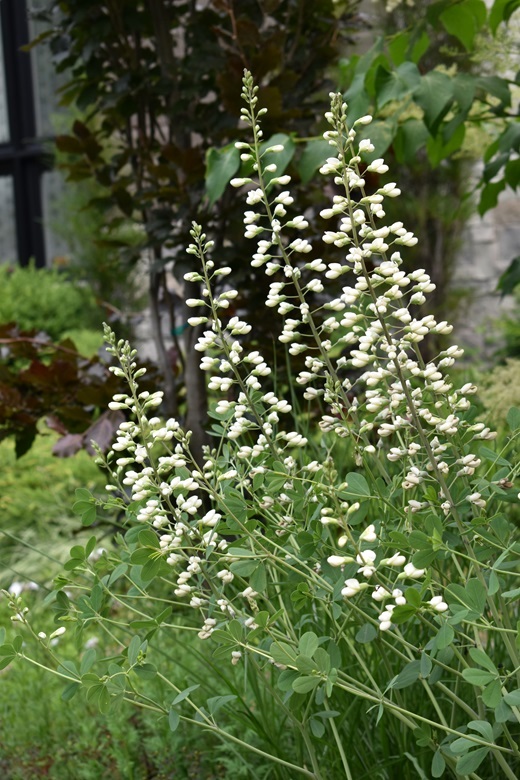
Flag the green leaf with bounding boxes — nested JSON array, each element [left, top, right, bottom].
[[72, 494, 97, 526], [440, 1, 483, 51], [446, 578, 487, 617], [140, 557, 163, 582], [297, 139, 331, 184], [479, 179, 506, 215], [0, 652, 15, 671], [133, 662, 157, 680], [468, 720, 494, 743], [504, 688, 520, 706], [69, 544, 85, 560], [453, 72, 477, 117], [456, 748, 489, 775], [80, 648, 97, 676], [420, 653, 432, 679], [489, 0, 520, 34], [426, 122, 465, 167], [299, 631, 319, 658], [462, 668, 496, 686], [277, 669, 299, 692], [270, 641, 297, 667], [494, 698, 513, 723], [295, 654, 317, 674], [229, 560, 257, 577], [138, 529, 160, 548], [374, 61, 421, 109], [326, 641, 342, 670], [340, 472, 371, 499], [85, 536, 97, 558], [108, 562, 128, 586], [478, 76, 512, 108], [394, 119, 429, 164], [388, 30, 411, 66], [228, 620, 243, 642], [207, 694, 237, 715], [292, 675, 320, 694], [412, 725, 431, 748], [58, 660, 79, 679], [502, 586, 520, 599], [250, 563, 267, 592], [228, 547, 256, 557], [404, 587, 421, 608], [168, 708, 180, 732], [313, 648, 332, 675], [391, 604, 417, 624], [390, 660, 421, 690], [61, 682, 80, 701], [436, 622, 455, 651], [86, 683, 111, 714], [414, 70, 454, 134], [412, 548, 438, 568], [310, 717, 325, 738], [505, 158, 520, 189], [482, 679, 502, 708], [172, 684, 200, 706], [499, 258, 520, 297], [468, 647, 498, 674], [129, 547, 152, 565], [127, 635, 142, 666], [488, 570, 500, 596], [431, 749, 446, 778], [478, 445, 511, 467], [451, 736, 478, 754], [355, 623, 377, 644], [205, 143, 240, 207]]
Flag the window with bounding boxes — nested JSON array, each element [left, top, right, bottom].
[[0, 0, 63, 267]]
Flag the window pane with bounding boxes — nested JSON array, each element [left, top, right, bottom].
[[41, 169, 69, 264], [0, 176, 17, 263], [28, 1, 65, 137], [0, 14, 10, 142]]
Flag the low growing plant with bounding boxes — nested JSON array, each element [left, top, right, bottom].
[[2, 72, 520, 779], [0, 262, 103, 341]]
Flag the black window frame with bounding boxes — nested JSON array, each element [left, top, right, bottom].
[[0, 0, 48, 267]]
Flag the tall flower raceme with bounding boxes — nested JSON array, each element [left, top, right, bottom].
[[3, 72, 519, 779]]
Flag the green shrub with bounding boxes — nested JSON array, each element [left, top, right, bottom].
[[0, 263, 103, 341]]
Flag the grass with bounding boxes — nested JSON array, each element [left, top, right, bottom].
[[0, 433, 104, 589], [0, 591, 263, 779], [0, 435, 270, 778]]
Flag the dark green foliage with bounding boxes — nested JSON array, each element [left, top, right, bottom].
[[30, 0, 362, 447]]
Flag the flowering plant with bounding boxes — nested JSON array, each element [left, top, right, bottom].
[[2, 72, 520, 779]]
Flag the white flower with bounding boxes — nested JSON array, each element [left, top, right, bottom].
[[356, 549, 377, 578], [372, 585, 391, 602], [217, 569, 234, 584], [429, 595, 448, 612], [359, 524, 377, 542], [401, 563, 425, 579], [8, 582, 23, 597], [392, 589, 406, 606], [341, 578, 362, 598], [327, 555, 354, 567], [359, 139, 375, 153], [381, 552, 406, 567]]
